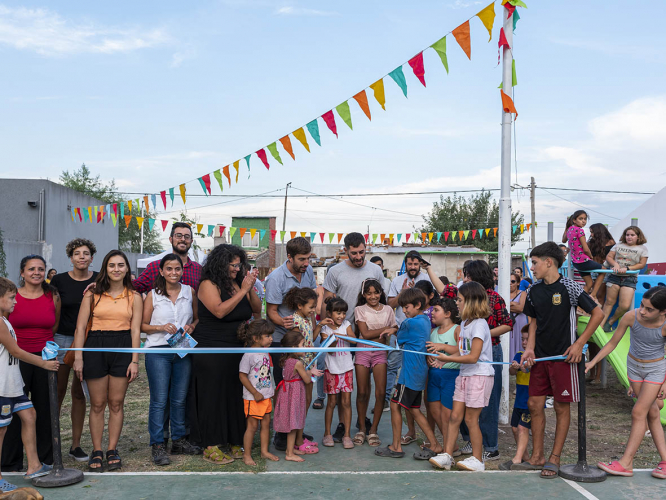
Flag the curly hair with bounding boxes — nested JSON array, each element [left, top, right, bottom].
[[201, 244, 247, 296], [238, 319, 275, 347], [65, 238, 97, 258], [284, 287, 317, 311], [587, 223, 613, 261], [431, 295, 460, 324]]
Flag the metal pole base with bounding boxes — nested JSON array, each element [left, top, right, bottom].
[[32, 467, 84, 488], [559, 461, 607, 483]]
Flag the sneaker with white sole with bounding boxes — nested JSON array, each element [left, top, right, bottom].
[[429, 452, 454, 470], [460, 441, 473, 455], [545, 397, 554, 409], [457, 456, 485, 471], [483, 450, 500, 461]]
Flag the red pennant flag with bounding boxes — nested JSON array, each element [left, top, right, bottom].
[[161, 220, 168, 231], [364, 234, 369, 244], [218, 225, 226, 237], [97, 208, 102, 223], [472, 229, 477, 240], [319, 232, 325, 243], [201, 174, 212, 194], [405, 233, 411, 242], [500, 90, 518, 119], [290, 231, 297, 240], [222, 166, 231, 187], [497, 27, 510, 64], [270, 230, 277, 241], [452, 21, 471, 60], [444, 231, 449, 242], [408, 52, 426, 87], [321, 110, 338, 138], [112, 203, 118, 217], [505, 3, 516, 18], [160, 191, 167, 209], [352, 90, 371, 120], [256, 149, 270, 169], [76, 208, 82, 221]]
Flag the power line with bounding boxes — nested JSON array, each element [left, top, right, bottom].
[[537, 187, 655, 195]]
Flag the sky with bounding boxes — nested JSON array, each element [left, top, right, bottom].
[[1, 0, 665, 252]]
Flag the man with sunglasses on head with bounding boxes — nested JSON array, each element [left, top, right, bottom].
[[132, 223, 202, 293]]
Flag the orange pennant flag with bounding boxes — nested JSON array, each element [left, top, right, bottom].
[[239, 228, 247, 238], [452, 21, 471, 60], [369, 79, 386, 110], [279, 135, 295, 160], [136, 217, 144, 229], [337, 233, 344, 243], [124, 215, 132, 227], [380, 233, 385, 243], [143, 196, 149, 212], [458, 230, 464, 239], [292, 128, 310, 153], [222, 165, 231, 187], [493, 227, 498, 237], [421, 232, 427, 242], [352, 90, 371, 120], [290, 231, 297, 239], [500, 90, 518, 119]]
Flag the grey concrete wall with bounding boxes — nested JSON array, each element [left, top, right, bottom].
[[0, 179, 118, 277], [3, 241, 43, 281], [126, 252, 151, 275]]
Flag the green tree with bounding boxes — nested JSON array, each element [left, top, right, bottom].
[[172, 210, 207, 259], [0, 227, 7, 278], [420, 190, 524, 252], [60, 164, 163, 254]]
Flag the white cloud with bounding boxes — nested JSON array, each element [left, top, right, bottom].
[[171, 47, 196, 68], [0, 5, 170, 56], [275, 6, 338, 16], [448, 1, 483, 9]]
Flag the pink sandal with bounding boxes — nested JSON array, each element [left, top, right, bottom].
[[303, 437, 318, 447], [652, 461, 666, 479], [597, 460, 633, 477], [295, 443, 319, 454]]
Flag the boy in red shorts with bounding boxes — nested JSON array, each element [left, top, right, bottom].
[[521, 242, 603, 478]]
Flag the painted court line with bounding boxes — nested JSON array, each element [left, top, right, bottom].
[[560, 478, 600, 500]]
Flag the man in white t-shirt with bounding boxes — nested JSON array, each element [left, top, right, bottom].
[[370, 256, 392, 297], [385, 250, 432, 407]]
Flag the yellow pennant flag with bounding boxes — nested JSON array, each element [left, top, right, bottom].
[[476, 2, 496, 42], [428, 232, 434, 242], [127, 200, 132, 213], [136, 217, 144, 229], [292, 128, 310, 153], [520, 223, 525, 233], [389, 233, 394, 244], [300, 231, 306, 238], [369, 79, 386, 110], [485, 228, 490, 237], [233, 161, 240, 183], [197, 223, 204, 235], [179, 184, 187, 204], [251, 228, 257, 239]]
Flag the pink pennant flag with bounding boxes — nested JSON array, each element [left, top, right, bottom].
[[321, 110, 337, 138], [256, 149, 270, 169], [201, 174, 212, 195], [498, 27, 510, 64], [408, 52, 426, 87], [160, 191, 167, 209], [161, 220, 168, 231]]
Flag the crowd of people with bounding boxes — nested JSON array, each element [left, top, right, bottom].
[[0, 220, 664, 492]]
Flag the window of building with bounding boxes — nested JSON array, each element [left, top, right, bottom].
[[242, 232, 260, 248]]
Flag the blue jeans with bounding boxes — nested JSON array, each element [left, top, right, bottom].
[[460, 343, 503, 452], [145, 352, 192, 446], [385, 335, 402, 402], [314, 337, 326, 400]]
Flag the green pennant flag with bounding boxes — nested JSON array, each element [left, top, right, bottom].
[[244, 154, 251, 178], [335, 101, 353, 130], [512, 59, 517, 87], [306, 119, 321, 146], [414, 232, 419, 241], [169, 187, 175, 206], [451, 231, 456, 241], [230, 227, 238, 239], [372, 234, 378, 243], [213, 170, 224, 192], [148, 218, 155, 231], [279, 230, 286, 242], [431, 36, 449, 74], [267, 142, 283, 165], [436, 232, 442, 243], [389, 67, 408, 97], [328, 233, 335, 243], [463, 230, 470, 240], [260, 229, 267, 241]]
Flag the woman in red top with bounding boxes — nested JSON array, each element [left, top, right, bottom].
[[2, 255, 60, 471]]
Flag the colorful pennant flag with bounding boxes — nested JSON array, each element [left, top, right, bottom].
[[214, 169, 224, 192], [161, 220, 168, 231], [160, 191, 167, 209], [267, 142, 283, 165], [322, 110, 338, 138], [369, 79, 386, 110], [208, 225, 215, 237], [240, 228, 247, 238], [223, 165, 231, 186], [388, 67, 408, 97], [197, 223, 203, 235], [233, 160, 240, 182], [431, 36, 449, 73], [476, 2, 496, 41], [293, 127, 311, 152], [336, 101, 353, 130], [408, 52, 426, 87], [136, 217, 144, 229], [279, 135, 295, 160], [169, 187, 175, 206], [500, 90, 518, 119], [452, 21, 471, 59], [306, 120, 321, 146], [256, 149, 270, 169], [179, 184, 187, 204], [353, 90, 371, 120]]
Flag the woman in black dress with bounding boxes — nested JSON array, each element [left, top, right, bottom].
[[190, 244, 262, 464]]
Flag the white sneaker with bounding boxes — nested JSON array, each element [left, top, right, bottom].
[[456, 456, 485, 471], [429, 453, 454, 470], [460, 441, 473, 455], [546, 397, 554, 409]]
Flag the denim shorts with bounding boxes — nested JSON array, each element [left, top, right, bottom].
[[605, 274, 638, 289], [54, 333, 74, 364]]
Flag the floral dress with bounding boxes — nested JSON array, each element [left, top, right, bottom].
[[293, 314, 315, 365]]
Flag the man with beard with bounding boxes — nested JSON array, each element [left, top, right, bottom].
[[133, 223, 202, 293], [265, 237, 317, 450], [385, 250, 432, 415]]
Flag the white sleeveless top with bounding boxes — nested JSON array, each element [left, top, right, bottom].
[[0, 317, 25, 397], [146, 285, 194, 347]]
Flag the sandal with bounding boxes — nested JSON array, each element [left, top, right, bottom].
[[106, 449, 122, 471], [367, 433, 381, 447], [400, 435, 416, 445], [322, 435, 334, 447], [374, 446, 405, 458], [312, 397, 325, 410], [597, 460, 633, 477], [203, 446, 234, 465], [342, 437, 354, 449], [24, 463, 52, 479], [295, 442, 319, 454], [652, 461, 666, 479], [303, 437, 318, 447], [88, 450, 104, 472], [352, 432, 366, 445], [230, 445, 244, 460], [413, 447, 437, 461], [0, 479, 17, 492], [540, 461, 560, 479]]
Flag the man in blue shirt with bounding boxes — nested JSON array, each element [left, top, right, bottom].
[[375, 288, 442, 460]]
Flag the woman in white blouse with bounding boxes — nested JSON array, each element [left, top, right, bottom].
[[141, 254, 199, 466]]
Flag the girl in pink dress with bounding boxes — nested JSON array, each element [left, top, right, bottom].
[[273, 331, 323, 462]]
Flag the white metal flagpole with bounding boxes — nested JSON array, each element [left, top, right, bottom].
[[498, 5, 514, 425]]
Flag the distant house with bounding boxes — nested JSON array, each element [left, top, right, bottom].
[[213, 216, 277, 277]]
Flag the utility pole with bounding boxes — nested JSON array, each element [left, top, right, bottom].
[[530, 177, 536, 248], [282, 182, 291, 232], [498, 6, 514, 426], [140, 198, 145, 254]]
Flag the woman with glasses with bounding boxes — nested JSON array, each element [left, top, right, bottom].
[[2, 255, 60, 471], [509, 273, 528, 361], [189, 245, 262, 464]]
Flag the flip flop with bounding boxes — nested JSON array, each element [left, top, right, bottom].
[[24, 463, 52, 479], [540, 461, 559, 479], [375, 446, 405, 458], [499, 460, 515, 471], [400, 435, 416, 445], [413, 447, 437, 460], [512, 461, 544, 471]]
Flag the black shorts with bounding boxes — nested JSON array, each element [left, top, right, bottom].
[[83, 330, 132, 380], [511, 407, 531, 429], [572, 260, 602, 277], [390, 384, 422, 409]]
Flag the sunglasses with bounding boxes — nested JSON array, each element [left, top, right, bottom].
[[510, 280, 518, 284]]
